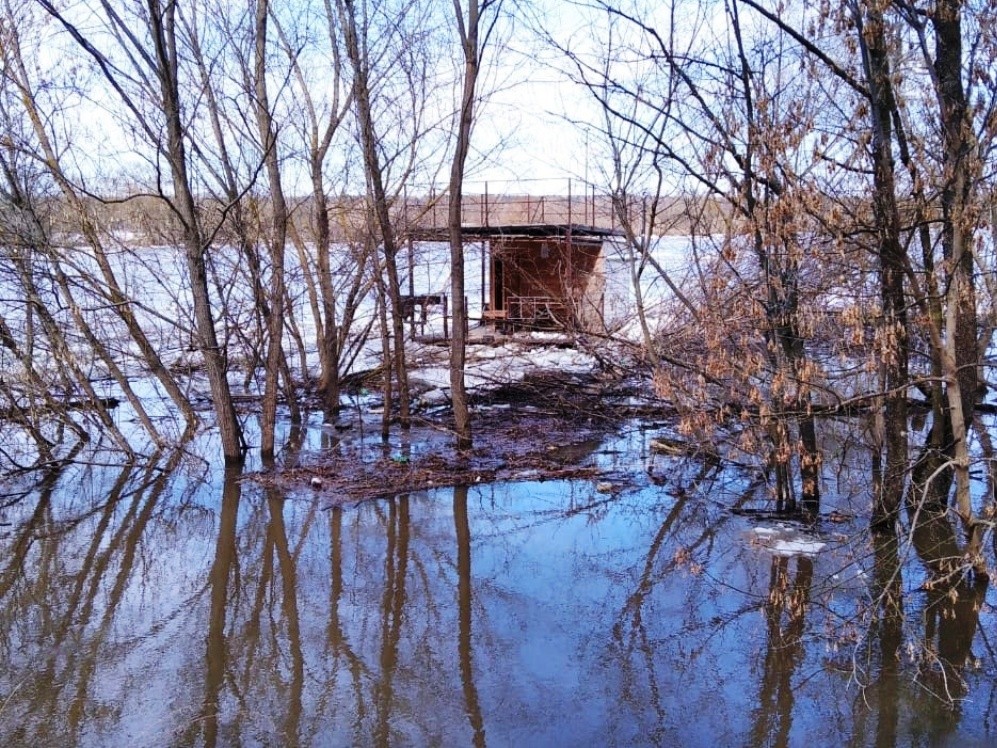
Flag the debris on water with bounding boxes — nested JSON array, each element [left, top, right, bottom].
[[649, 435, 718, 460], [255, 367, 637, 502], [649, 436, 688, 456], [826, 510, 854, 523]]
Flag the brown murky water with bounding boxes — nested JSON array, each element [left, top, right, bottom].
[[0, 429, 995, 746]]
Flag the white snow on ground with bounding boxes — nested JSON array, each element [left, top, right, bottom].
[[408, 334, 599, 405]]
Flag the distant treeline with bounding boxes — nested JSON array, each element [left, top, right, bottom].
[[36, 191, 728, 246]]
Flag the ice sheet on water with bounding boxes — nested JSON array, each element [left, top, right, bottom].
[[769, 537, 826, 557], [748, 525, 826, 557]]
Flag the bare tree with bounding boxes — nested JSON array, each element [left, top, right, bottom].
[[556, 0, 996, 551], [250, 0, 291, 460], [1, 1, 199, 456], [36, 0, 247, 462], [448, 0, 503, 451], [337, 0, 413, 429], [271, 0, 365, 420], [739, 0, 996, 551]]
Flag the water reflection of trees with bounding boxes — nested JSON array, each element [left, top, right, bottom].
[[748, 555, 813, 748], [184, 465, 240, 748], [454, 485, 486, 748], [848, 509, 990, 747], [608, 448, 996, 745], [172, 464, 491, 745], [0, 449, 200, 744], [374, 495, 409, 745], [909, 511, 988, 703], [609, 460, 766, 743], [2, 446, 997, 745], [177, 466, 319, 746], [0, 426, 490, 745]]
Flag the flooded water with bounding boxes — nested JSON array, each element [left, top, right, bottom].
[[1, 428, 996, 746]]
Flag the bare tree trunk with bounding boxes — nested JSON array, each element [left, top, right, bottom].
[[253, 0, 289, 460], [931, 0, 982, 562], [857, 1, 908, 530], [273, 2, 354, 421], [313, 178, 341, 416], [339, 0, 411, 429], [151, 1, 246, 462], [448, 0, 491, 452], [375, 263, 393, 440]]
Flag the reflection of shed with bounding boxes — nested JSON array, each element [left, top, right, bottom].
[[435, 225, 620, 333]]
